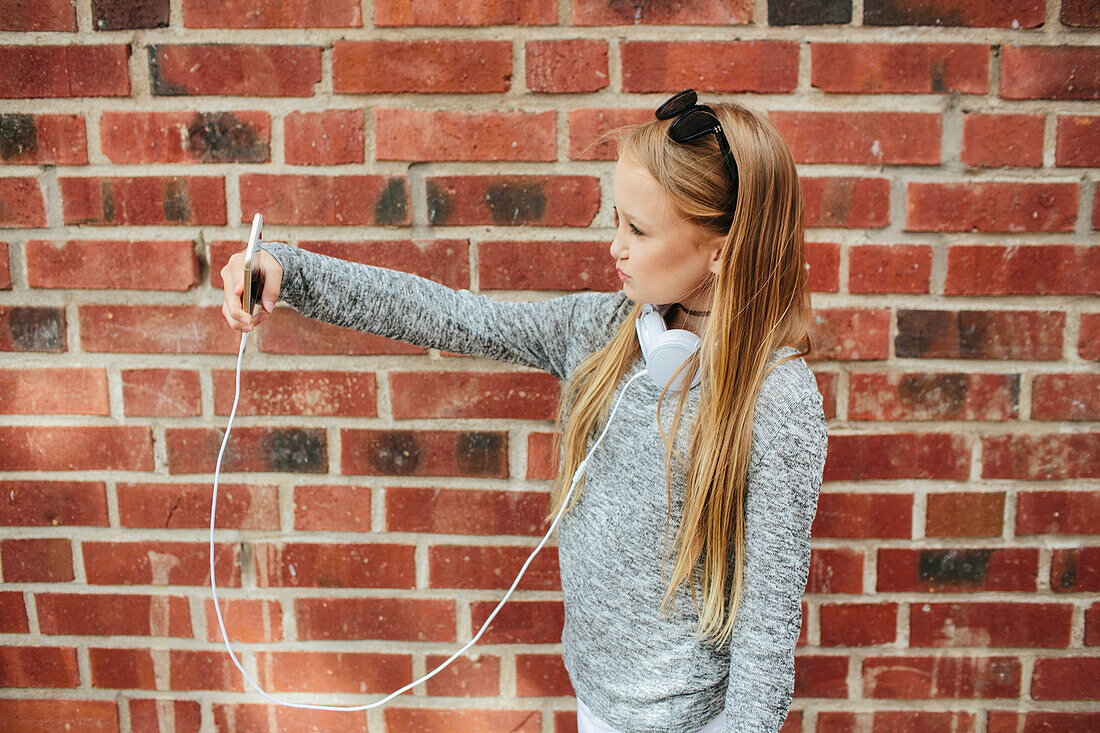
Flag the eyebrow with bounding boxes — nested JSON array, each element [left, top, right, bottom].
[[612, 205, 650, 230]]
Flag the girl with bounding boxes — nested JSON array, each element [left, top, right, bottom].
[[222, 89, 827, 733]]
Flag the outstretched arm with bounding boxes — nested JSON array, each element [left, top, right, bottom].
[[256, 240, 624, 380], [724, 393, 828, 732]]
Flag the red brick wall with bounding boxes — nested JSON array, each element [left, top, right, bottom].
[[1, 1, 1098, 731]]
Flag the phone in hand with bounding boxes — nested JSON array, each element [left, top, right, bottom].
[[242, 213, 262, 315]]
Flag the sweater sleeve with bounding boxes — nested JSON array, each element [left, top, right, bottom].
[[724, 392, 828, 732], [257, 240, 623, 380]]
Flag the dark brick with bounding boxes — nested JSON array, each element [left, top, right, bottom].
[[769, 0, 852, 25], [92, 0, 169, 30]]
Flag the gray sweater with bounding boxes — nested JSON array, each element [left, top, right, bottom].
[[257, 241, 828, 733]]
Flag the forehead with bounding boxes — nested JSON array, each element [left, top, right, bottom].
[[612, 155, 673, 224]]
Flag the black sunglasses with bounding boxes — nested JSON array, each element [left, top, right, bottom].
[[655, 89, 739, 211]]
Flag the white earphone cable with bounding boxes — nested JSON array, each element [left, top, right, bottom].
[[210, 328, 648, 710]]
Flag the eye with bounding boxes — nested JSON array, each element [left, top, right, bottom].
[[629, 223, 643, 237]]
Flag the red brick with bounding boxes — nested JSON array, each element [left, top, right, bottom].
[[1013, 712, 1100, 732], [0, 480, 108, 526], [526, 40, 608, 93], [908, 181, 1077, 232], [812, 43, 989, 94], [100, 111, 270, 164], [0, 538, 73, 582], [575, 0, 748, 23], [812, 493, 912, 538], [92, 648, 152, 688], [820, 603, 897, 647], [986, 435, 1099, 481], [117, 481, 278, 530], [170, 650, 244, 691], [375, 0, 555, 26], [1001, 45, 1100, 100], [342, 429, 508, 478], [427, 175, 599, 227], [80, 301, 242, 352], [149, 44, 321, 97], [946, 244, 1099, 295], [806, 308, 891, 362], [0, 592, 28, 633], [424, 654, 500, 697], [0, 368, 108, 415], [802, 177, 892, 229], [430, 545, 560, 590], [622, 40, 798, 93], [390, 371, 560, 420], [295, 597, 454, 641], [240, 173, 409, 226], [252, 306, 426, 356], [1051, 115, 1095, 166], [1032, 373, 1100, 420], [0, 44, 130, 98], [83, 541, 240, 586], [818, 710, 977, 732], [0, 646, 79, 687], [1012, 488, 1100, 534], [182, 0, 361, 27], [1051, 547, 1100, 592], [255, 543, 414, 589], [479, 240, 619, 291], [212, 704, 367, 732], [376, 108, 556, 162], [865, 0, 1043, 27], [897, 309, 1065, 360], [556, 710, 578, 732], [205, 598, 282, 643], [129, 699, 200, 733], [387, 487, 550, 537], [961, 113, 1045, 168], [470, 600, 563, 644], [794, 655, 849, 698], [807, 241, 841, 294], [298, 239, 470, 288], [0, 0, 76, 30], [1087, 603, 1100, 646], [0, 177, 46, 226], [567, 107, 650, 161], [284, 109, 364, 165], [0, 245, 8, 289], [212, 369, 377, 417], [26, 240, 201, 291], [806, 549, 863, 594], [0, 113, 87, 164], [0, 426, 153, 471], [911, 603, 1072, 649], [60, 176, 225, 226], [527, 431, 560, 479], [0, 306, 65, 351], [122, 369, 202, 417], [1082, 313, 1100, 360], [926, 492, 1006, 537], [847, 244, 933, 294], [38, 593, 191, 637], [516, 654, 573, 696], [166, 426, 327, 474], [1031, 657, 1100, 700], [386, 708, 541, 731], [1063, 0, 1100, 26], [849, 371, 1018, 421], [822, 433, 969, 482], [293, 484, 371, 532], [0, 700, 118, 732], [257, 651, 412, 693], [863, 655, 1020, 698], [773, 111, 941, 165], [877, 548, 1037, 593], [334, 40, 511, 93]]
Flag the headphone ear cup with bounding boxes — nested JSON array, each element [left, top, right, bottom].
[[636, 305, 701, 392]]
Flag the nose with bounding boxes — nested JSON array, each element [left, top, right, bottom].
[[609, 229, 626, 261]]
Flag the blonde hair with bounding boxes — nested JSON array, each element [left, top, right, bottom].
[[547, 99, 815, 646]]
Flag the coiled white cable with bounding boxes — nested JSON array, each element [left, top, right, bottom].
[[210, 328, 649, 710]]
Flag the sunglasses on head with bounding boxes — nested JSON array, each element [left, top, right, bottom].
[[655, 89, 739, 211]]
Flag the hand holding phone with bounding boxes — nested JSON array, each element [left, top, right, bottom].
[[221, 213, 283, 333]]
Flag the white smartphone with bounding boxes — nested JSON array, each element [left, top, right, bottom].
[[242, 213, 262, 315]]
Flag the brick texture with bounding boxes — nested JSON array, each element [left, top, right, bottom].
[[1, 4, 1095, 727]]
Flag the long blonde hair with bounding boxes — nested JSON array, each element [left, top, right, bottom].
[[547, 99, 815, 646]]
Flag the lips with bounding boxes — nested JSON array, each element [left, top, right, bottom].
[[616, 267, 630, 282]]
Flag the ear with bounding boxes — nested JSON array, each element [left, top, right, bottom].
[[706, 234, 724, 276]]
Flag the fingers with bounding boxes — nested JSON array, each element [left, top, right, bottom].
[[220, 252, 253, 332]]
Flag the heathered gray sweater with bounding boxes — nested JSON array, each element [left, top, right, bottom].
[[257, 240, 828, 733]]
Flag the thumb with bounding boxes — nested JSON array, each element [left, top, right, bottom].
[[260, 257, 281, 313]]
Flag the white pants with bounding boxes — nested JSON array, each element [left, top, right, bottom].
[[576, 697, 726, 733]]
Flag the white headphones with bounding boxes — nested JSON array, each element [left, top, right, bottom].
[[635, 303, 702, 392]]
